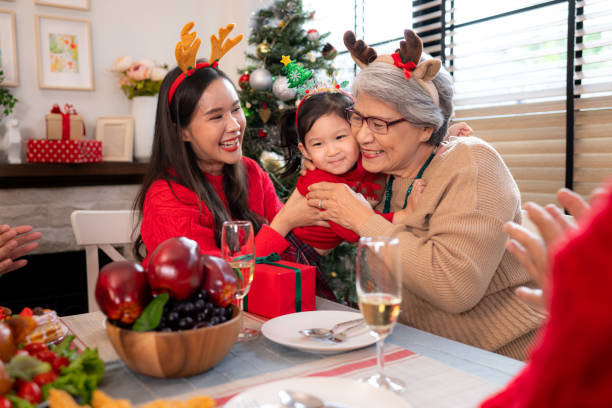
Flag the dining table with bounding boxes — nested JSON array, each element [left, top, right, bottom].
[[59, 297, 524, 407]]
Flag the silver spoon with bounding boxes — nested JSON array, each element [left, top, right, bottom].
[[299, 317, 364, 339], [278, 390, 324, 408]]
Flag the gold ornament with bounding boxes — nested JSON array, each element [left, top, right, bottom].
[[256, 42, 271, 59], [258, 107, 272, 123], [278, 20, 285, 28]]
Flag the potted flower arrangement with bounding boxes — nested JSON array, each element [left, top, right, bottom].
[[111, 57, 168, 99], [110, 57, 168, 162]]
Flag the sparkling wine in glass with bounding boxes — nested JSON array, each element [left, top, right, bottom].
[[356, 236, 405, 393], [221, 220, 257, 341]]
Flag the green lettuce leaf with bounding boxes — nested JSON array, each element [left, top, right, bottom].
[[6, 395, 34, 408], [44, 347, 104, 404], [5, 355, 51, 381]]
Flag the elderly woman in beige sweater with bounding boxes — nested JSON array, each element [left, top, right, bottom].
[[306, 30, 545, 360]]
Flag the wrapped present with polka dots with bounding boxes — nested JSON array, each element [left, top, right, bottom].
[[27, 103, 102, 163], [26, 138, 102, 163]]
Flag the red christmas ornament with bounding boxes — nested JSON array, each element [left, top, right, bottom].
[[239, 72, 250, 90], [257, 129, 267, 138]]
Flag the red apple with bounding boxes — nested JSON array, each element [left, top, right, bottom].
[[201, 255, 237, 307], [0, 360, 12, 395], [95, 261, 151, 324], [146, 237, 204, 300]]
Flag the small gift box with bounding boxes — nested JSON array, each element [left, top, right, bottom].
[[26, 139, 102, 163], [244, 253, 316, 318], [46, 104, 84, 141]]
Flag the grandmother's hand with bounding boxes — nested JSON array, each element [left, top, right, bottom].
[[306, 182, 374, 231], [0, 225, 42, 276], [269, 189, 328, 237]]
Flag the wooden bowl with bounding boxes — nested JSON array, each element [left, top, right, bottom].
[[105, 305, 241, 378]]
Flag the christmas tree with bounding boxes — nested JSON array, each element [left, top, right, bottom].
[[239, 0, 357, 306], [237, 0, 336, 200]]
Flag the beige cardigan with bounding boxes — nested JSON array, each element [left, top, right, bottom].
[[356, 136, 545, 360]]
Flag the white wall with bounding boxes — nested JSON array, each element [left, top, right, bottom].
[[2, 0, 268, 142]]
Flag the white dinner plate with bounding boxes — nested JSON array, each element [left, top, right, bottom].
[[224, 376, 411, 408], [261, 310, 376, 354]]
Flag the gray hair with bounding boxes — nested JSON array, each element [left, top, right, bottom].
[[351, 60, 454, 145]]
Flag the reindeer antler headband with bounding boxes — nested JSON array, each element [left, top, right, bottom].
[[343, 29, 441, 106], [168, 22, 243, 105]]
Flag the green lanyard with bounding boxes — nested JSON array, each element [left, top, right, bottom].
[[383, 145, 438, 213]]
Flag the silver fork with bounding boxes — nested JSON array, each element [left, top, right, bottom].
[[328, 320, 366, 343]]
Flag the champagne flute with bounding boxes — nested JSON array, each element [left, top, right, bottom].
[[221, 220, 258, 341], [356, 236, 404, 393]]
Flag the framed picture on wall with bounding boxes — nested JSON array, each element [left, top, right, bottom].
[[96, 116, 134, 162], [35, 14, 93, 90], [34, 0, 89, 11], [0, 10, 18, 86]]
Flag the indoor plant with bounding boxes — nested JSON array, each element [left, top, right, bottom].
[[0, 69, 17, 118]]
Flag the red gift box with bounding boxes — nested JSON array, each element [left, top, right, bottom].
[[26, 139, 102, 163], [244, 255, 316, 318]]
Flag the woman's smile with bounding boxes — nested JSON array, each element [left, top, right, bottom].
[[361, 148, 384, 160], [219, 136, 241, 152]]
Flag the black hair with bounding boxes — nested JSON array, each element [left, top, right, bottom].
[[132, 64, 264, 260], [278, 91, 354, 177]]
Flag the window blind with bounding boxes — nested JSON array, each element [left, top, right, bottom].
[[448, 1, 570, 206], [573, 0, 612, 197], [413, 0, 444, 58]]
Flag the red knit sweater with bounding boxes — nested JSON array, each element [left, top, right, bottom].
[[294, 157, 392, 249], [141, 157, 289, 266], [481, 182, 612, 407]]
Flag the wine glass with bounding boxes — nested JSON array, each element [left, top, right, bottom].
[[221, 220, 258, 342], [356, 236, 405, 393]]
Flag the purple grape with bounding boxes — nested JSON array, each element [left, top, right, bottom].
[[196, 289, 208, 301], [194, 299, 206, 312], [178, 316, 194, 330]]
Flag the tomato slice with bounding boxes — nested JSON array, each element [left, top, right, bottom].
[[16, 381, 42, 404]]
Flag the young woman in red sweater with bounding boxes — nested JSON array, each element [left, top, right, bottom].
[[132, 25, 323, 280]]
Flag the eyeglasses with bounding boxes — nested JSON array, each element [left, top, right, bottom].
[[345, 108, 407, 135]]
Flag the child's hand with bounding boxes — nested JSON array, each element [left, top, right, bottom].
[[448, 122, 473, 137], [393, 179, 426, 224], [300, 157, 316, 176]]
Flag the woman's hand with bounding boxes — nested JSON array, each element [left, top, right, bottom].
[[0, 225, 42, 276], [269, 189, 328, 237], [306, 182, 375, 231]]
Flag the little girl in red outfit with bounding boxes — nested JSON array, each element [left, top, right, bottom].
[[279, 91, 424, 255]]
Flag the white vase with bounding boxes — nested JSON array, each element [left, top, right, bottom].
[[131, 95, 157, 162]]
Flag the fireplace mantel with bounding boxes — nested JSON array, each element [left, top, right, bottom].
[[0, 162, 148, 188]]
